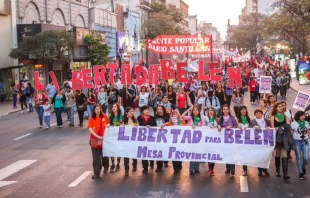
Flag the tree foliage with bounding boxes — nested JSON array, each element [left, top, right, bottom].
[[143, 2, 185, 39], [230, 13, 267, 52], [9, 30, 77, 64], [84, 32, 111, 66], [273, 0, 310, 23]]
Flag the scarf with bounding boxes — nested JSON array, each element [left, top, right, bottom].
[[241, 116, 248, 125], [275, 113, 285, 122], [255, 117, 266, 128], [209, 117, 214, 123], [193, 116, 200, 126], [298, 121, 306, 129], [143, 115, 150, 123]]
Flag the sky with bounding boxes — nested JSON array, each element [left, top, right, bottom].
[[183, 0, 246, 39]]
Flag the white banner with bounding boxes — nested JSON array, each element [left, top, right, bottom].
[[103, 126, 276, 168]]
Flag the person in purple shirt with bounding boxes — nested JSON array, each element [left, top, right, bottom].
[[218, 104, 238, 176]]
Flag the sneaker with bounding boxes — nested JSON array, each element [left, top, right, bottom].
[[194, 170, 200, 174], [59, 125, 63, 128], [69, 124, 74, 127], [20, 111, 24, 113], [258, 172, 263, 177], [132, 167, 137, 172], [39, 125, 43, 128], [263, 169, 270, 176], [57, 126, 60, 128], [243, 171, 247, 176], [231, 170, 235, 176], [299, 174, 304, 180], [225, 169, 230, 174], [46, 126, 49, 129], [210, 170, 215, 176], [91, 174, 100, 179], [115, 164, 120, 172], [142, 168, 148, 174], [189, 171, 194, 175], [303, 168, 306, 176]]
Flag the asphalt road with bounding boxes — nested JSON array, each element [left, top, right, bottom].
[[0, 88, 310, 198]]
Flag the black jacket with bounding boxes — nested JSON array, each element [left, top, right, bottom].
[[51, 93, 66, 106], [137, 116, 157, 127], [276, 124, 293, 151]]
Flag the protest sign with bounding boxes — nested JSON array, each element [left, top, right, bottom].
[[293, 91, 310, 111], [103, 126, 275, 168], [259, 76, 272, 93]]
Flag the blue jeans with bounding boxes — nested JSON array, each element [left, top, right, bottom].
[[28, 97, 33, 112], [44, 115, 51, 127], [87, 105, 94, 119], [67, 106, 74, 125], [35, 107, 44, 126], [189, 162, 200, 171], [54, 107, 64, 126], [226, 164, 235, 170], [294, 139, 309, 174]]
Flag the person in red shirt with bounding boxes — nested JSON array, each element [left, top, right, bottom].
[[88, 104, 110, 179], [248, 77, 258, 104], [176, 87, 192, 115], [34, 90, 47, 128]]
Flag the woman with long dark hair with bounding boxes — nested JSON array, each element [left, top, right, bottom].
[[232, 87, 244, 117], [270, 102, 291, 180], [109, 103, 123, 173], [122, 107, 138, 176], [167, 85, 176, 110], [87, 89, 96, 120], [19, 83, 27, 113], [52, 88, 66, 128], [88, 104, 110, 179], [259, 99, 270, 121], [135, 86, 150, 113], [75, 90, 87, 126], [182, 105, 205, 174], [236, 106, 251, 176], [218, 104, 238, 175], [215, 82, 226, 107]]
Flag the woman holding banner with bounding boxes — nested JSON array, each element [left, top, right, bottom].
[[109, 103, 123, 173], [270, 102, 291, 180], [182, 105, 205, 175], [122, 107, 138, 176], [236, 106, 252, 176], [137, 105, 156, 173], [201, 105, 219, 176], [88, 104, 109, 179], [250, 109, 271, 176], [218, 104, 238, 176]]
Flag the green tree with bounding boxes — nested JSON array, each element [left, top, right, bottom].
[[231, 13, 267, 53], [142, 2, 185, 39], [84, 32, 111, 66], [9, 30, 77, 65]]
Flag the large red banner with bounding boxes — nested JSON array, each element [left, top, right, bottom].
[[146, 35, 213, 54]]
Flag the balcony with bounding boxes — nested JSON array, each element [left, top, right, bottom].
[[138, 0, 152, 10]]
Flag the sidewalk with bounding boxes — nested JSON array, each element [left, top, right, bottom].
[[290, 79, 310, 94], [0, 100, 21, 117]]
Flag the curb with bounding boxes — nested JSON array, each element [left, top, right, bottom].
[[0, 109, 22, 117]]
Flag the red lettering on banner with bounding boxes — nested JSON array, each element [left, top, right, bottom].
[[160, 60, 175, 80], [177, 62, 188, 83], [34, 71, 44, 90], [108, 62, 118, 84], [228, 67, 242, 88], [82, 69, 93, 89], [121, 64, 132, 85], [210, 68, 222, 83], [72, 70, 83, 90], [149, 65, 159, 85], [49, 71, 59, 90], [93, 65, 106, 86], [198, 61, 209, 81], [136, 66, 147, 86]]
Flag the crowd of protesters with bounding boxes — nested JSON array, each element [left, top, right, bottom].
[[6, 60, 309, 181]]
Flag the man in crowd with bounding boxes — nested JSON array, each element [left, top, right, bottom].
[[46, 81, 56, 113]]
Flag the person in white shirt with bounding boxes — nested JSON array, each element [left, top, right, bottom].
[[291, 111, 310, 180], [42, 99, 51, 129]]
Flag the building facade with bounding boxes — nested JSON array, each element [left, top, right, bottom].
[[188, 15, 198, 35]]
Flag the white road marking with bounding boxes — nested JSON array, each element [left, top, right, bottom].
[[0, 160, 37, 181], [68, 171, 92, 187], [14, 133, 33, 140], [0, 181, 17, 188], [51, 115, 78, 127], [240, 176, 249, 192]]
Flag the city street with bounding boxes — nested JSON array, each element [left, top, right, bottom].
[[0, 88, 310, 198]]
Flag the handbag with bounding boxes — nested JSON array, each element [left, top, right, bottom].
[[90, 119, 103, 149], [77, 104, 86, 111]]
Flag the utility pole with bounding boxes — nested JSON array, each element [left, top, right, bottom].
[[111, 0, 114, 13]]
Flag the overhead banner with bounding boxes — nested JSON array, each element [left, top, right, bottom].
[[103, 126, 275, 168], [146, 35, 212, 54], [293, 91, 310, 111]]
